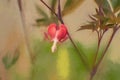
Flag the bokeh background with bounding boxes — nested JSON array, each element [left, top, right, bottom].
[[0, 0, 120, 80]]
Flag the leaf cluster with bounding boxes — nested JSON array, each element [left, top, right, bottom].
[[35, 0, 84, 27], [78, 0, 120, 32]]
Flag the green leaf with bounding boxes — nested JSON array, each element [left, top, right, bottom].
[[77, 24, 96, 31], [2, 52, 19, 69], [95, 0, 112, 15], [36, 18, 47, 23], [35, 19, 49, 26], [35, 16, 58, 27], [62, 0, 84, 16], [50, 0, 57, 17], [95, 0, 120, 15], [36, 5, 48, 19], [110, 0, 120, 13], [50, 0, 57, 10]]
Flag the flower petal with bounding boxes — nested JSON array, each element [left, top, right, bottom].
[[57, 24, 67, 41], [48, 23, 57, 39]]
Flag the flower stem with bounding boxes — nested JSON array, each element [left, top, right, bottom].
[[67, 33, 89, 69], [89, 27, 118, 80], [92, 30, 107, 68], [40, 0, 59, 20], [57, 0, 64, 24], [40, 0, 89, 69]]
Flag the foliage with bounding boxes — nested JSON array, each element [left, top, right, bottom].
[[30, 39, 120, 80], [78, 0, 120, 31], [35, 5, 58, 26], [34, 0, 120, 80], [6, 0, 120, 80], [77, 0, 120, 80], [35, 0, 84, 27], [2, 50, 19, 69], [30, 40, 89, 80], [94, 61, 120, 80], [30, 40, 87, 80], [62, 0, 84, 16]]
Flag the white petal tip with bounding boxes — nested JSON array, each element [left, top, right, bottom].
[[51, 39, 58, 53]]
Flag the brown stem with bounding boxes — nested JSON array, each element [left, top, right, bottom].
[[92, 30, 107, 67], [40, 0, 59, 19], [67, 33, 89, 69], [89, 28, 118, 80], [58, 0, 89, 68], [92, 31, 100, 67], [17, 0, 34, 62], [58, 0, 64, 24], [89, 30, 106, 80]]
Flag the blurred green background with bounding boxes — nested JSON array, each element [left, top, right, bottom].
[[0, 0, 120, 80]]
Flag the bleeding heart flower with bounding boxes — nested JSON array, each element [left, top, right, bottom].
[[46, 23, 68, 53]]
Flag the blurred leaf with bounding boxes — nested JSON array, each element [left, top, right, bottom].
[[62, 0, 84, 16], [31, 40, 89, 80], [77, 24, 96, 31], [104, 62, 120, 80], [67, 43, 88, 80], [35, 2, 58, 27], [110, 0, 120, 13], [50, 0, 57, 10], [31, 39, 113, 80], [35, 18, 49, 26], [35, 16, 58, 27], [95, 0, 120, 15], [36, 18, 47, 23], [30, 40, 58, 80], [57, 47, 70, 80], [94, 60, 120, 80], [2, 52, 19, 69], [36, 5, 48, 18], [95, 0, 113, 15]]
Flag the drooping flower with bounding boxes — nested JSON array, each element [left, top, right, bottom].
[[46, 23, 68, 53]]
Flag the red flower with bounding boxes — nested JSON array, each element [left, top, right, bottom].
[[46, 23, 68, 52]]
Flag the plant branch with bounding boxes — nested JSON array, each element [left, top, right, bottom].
[[40, 0, 89, 69], [58, 0, 89, 69], [92, 30, 107, 67], [68, 33, 89, 69], [17, 0, 34, 61], [90, 30, 107, 80], [92, 32, 101, 67], [40, 0, 59, 20], [89, 27, 119, 80], [58, 0, 64, 24]]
